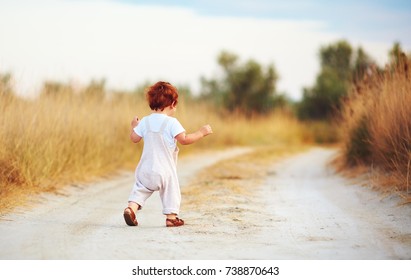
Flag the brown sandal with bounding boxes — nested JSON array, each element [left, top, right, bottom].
[[166, 217, 184, 227], [123, 207, 138, 226]]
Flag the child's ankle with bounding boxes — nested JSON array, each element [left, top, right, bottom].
[[166, 214, 177, 220], [127, 202, 139, 213]]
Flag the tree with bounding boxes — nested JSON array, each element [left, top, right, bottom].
[[389, 42, 403, 65], [0, 72, 15, 98], [81, 79, 106, 101], [200, 50, 280, 116], [40, 81, 75, 99], [352, 47, 375, 84], [298, 40, 375, 120], [388, 42, 410, 75]]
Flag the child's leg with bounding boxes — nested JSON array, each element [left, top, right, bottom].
[[159, 183, 181, 217], [124, 181, 154, 226], [160, 178, 184, 227], [127, 181, 154, 210]]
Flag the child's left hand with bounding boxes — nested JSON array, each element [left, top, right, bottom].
[[131, 116, 140, 128]]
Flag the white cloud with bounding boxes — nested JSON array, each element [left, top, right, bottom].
[[0, 0, 401, 99]]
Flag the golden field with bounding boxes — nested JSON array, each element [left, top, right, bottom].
[[0, 88, 316, 212]]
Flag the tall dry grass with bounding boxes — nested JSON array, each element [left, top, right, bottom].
[[0, 92, 147, 208], [340, 57, 411, 193], [0, 87, 311, 212]]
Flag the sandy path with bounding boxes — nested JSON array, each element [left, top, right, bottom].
[[255, 148, 411, 259], [1, 147, 410, 259]]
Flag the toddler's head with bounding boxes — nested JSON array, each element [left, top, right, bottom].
[[146, 81, 178, 111]]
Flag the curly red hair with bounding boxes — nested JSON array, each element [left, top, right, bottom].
[[146, 81, 179, 111]]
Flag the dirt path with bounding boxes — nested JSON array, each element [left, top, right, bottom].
[[1, 147, 410, 259]]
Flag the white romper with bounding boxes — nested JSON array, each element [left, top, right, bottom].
[[128, 114, 185, 215]]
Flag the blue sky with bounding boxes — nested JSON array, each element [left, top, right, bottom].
[[0, 0, 410, 100], [124, 0, 411, 42]]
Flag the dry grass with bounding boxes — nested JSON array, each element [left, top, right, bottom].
[[0, 92, 147, 211], [177, 105, 311, 151], [0, 88, 311, 213], [339, 57, 411, 194]]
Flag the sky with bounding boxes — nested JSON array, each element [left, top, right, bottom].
[[0, 0, 410, 100]]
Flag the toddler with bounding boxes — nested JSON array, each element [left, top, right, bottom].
[[124, 81, 213, 227]]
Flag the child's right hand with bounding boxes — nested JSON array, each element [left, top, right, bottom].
[[131, 116, 140, 128], [200, 124, 213, 137]]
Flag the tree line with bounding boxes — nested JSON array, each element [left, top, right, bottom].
[[199, 41, 409, 120], [1, 40, 408, 120]]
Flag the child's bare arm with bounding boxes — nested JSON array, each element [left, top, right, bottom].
[[130, 116, 142, 143], [175, 124, 213, 145]]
